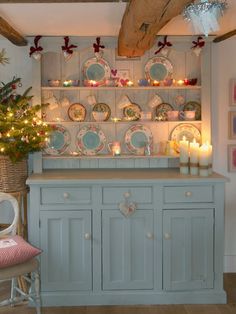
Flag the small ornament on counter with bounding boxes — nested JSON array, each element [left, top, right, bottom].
[[93, 37, 105, 60], [29, 35, 43, 60], [155, 35, 172, 57], [61, 36, 78, 61], [138, 79, 149, 86], [191, 36, 205, 57]]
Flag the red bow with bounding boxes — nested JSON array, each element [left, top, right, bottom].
[[192, 36, 205, 49], [29, 36, 43, 57], [61, 36, 77, 54], [93, 37, 105, 53], [155, 35, 172, 54]]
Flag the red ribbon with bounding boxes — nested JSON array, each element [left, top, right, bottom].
[[29, 36, 43, 57], [93, 37, 105, 53], [192, 36, 205, 49], [61, 36, 77, 54], [155, 35, 172, 54]]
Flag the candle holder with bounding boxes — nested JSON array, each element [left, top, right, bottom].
[[108, 141, 121, 156]]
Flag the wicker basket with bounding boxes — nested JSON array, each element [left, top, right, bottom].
[[0, 156, 28, 192]]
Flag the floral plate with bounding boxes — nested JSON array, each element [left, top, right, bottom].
[[155, 103, 173, 121], [170, 123, 201, 143], [76, 125, 106, 155], [125, 124, 153, 155], [83, 57, 111, 86], [123, 103, 141, 121], [68, 103, 86, 122], [92, 103, 111, 121], [183, 101, 201, 120], [44, 124, 71, 155], [145, 56, 173, 81]]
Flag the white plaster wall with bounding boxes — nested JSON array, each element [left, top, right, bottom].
[[212, 38, 236, 272], [1, 37, 236, 271]]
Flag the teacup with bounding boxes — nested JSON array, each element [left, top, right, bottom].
[[184, 110, 195, 120], [147, 94, 162, 109], [167, 110, 179, 121]]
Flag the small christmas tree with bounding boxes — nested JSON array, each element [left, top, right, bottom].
[[0, 77, 51, 162]]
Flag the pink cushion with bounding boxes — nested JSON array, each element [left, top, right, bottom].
[[0, 235, 41, 269]]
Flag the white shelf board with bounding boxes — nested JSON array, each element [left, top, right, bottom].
[[42, 86, 201, 91]]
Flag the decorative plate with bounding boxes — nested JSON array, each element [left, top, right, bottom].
[[145, 56, 173, 81], [92, 103, 111, 121], [123, 103, 141, 121], [125, 124, 153, 155], [44, 124, 71, 155], [170, 123, 201, 143], [68, 103, 86, 122], [183, 101, 201, 120], [83, 57, 111, 86], [76, 125, 106, 155], [155, 103, 173, 121]]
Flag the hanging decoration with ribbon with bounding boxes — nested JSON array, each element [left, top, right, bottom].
[[191, 36, 205, 57], [61, 36, 78, 61], [29, 36, 43, 61], [155, 35, 172, 57], [93, 37, 105, 60]]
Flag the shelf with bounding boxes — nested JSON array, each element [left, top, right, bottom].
[[45, 120, 202, 125], [41, 86, 201, 91], [43, 154, 179, 159]]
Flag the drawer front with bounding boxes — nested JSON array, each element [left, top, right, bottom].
[[164, 185, 213, 203], [41, 187, 92, 204], [102, 186, 153, 205]]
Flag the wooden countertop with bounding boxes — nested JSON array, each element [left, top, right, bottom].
[[26, 168, 228, 185]]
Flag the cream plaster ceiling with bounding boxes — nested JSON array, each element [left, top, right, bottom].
[[0, 1, 235, 39]]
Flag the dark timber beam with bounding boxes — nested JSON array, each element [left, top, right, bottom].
[[213, 29, 236, 43], [0, 16, 27, 46], [118, 0, 192, 57], [0, 0, 128, 2]]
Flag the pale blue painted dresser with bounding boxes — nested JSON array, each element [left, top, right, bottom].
[[26, 168, 227, 306]]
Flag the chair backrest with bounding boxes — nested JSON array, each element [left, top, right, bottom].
[[0, 192, 19, 237]]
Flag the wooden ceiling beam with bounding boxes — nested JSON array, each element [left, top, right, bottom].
[[0, 16, 27, 46], [0, 0, 129, 2], [118, 0, 191, 57], [213, 29, 236, 43]]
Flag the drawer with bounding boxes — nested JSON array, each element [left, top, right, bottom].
[[164, 185, 214, 203], [41, 187, 92, 204], [102, 186, 153, 205]]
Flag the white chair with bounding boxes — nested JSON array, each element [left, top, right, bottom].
[[0, 192, 41, 314]]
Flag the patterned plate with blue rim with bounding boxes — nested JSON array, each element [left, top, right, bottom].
[[83, 57, 111, 86], [44, 124, 71, 155], [125, 124, 153, 155], [76, 125, 106, 155], [145, 56, 173, 81]]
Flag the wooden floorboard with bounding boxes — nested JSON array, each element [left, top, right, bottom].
[[1, 274, 236, 313]]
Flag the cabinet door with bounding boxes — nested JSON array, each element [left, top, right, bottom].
[[40, 210, 92, 291], [102, 209, 154, 290], [163, 209, 214, 291]]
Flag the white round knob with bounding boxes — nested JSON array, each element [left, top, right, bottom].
[[84, 233, 91, 240], [146, 232, 153, 239], [164, 233, 171, 240], [63, 192, 70, 199], [185, 191, 192, 197], [123, 192, 131, 199]]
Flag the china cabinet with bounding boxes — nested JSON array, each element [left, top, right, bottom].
[[27, 169, 227, 306], [31, 36, 211, 172]]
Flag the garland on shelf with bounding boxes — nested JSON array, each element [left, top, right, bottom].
[[0, 77, 51, 162], [191, 36, 205, 56], [93, 37, 105, 59], [155, 35, 172, 57]]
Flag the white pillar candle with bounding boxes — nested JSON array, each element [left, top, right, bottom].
[[199, 143, 209, 176], [208, 143, 213, 175], [179, 136, 189, 175], [190, 138, 199, 175]]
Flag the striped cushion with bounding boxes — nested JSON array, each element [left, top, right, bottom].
[[0, 235, 41, 269]]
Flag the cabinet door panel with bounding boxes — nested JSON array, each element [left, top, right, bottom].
[[40, 210, 92, 291], [163, 209, 214, 291], [102, 210, 154, 290]]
